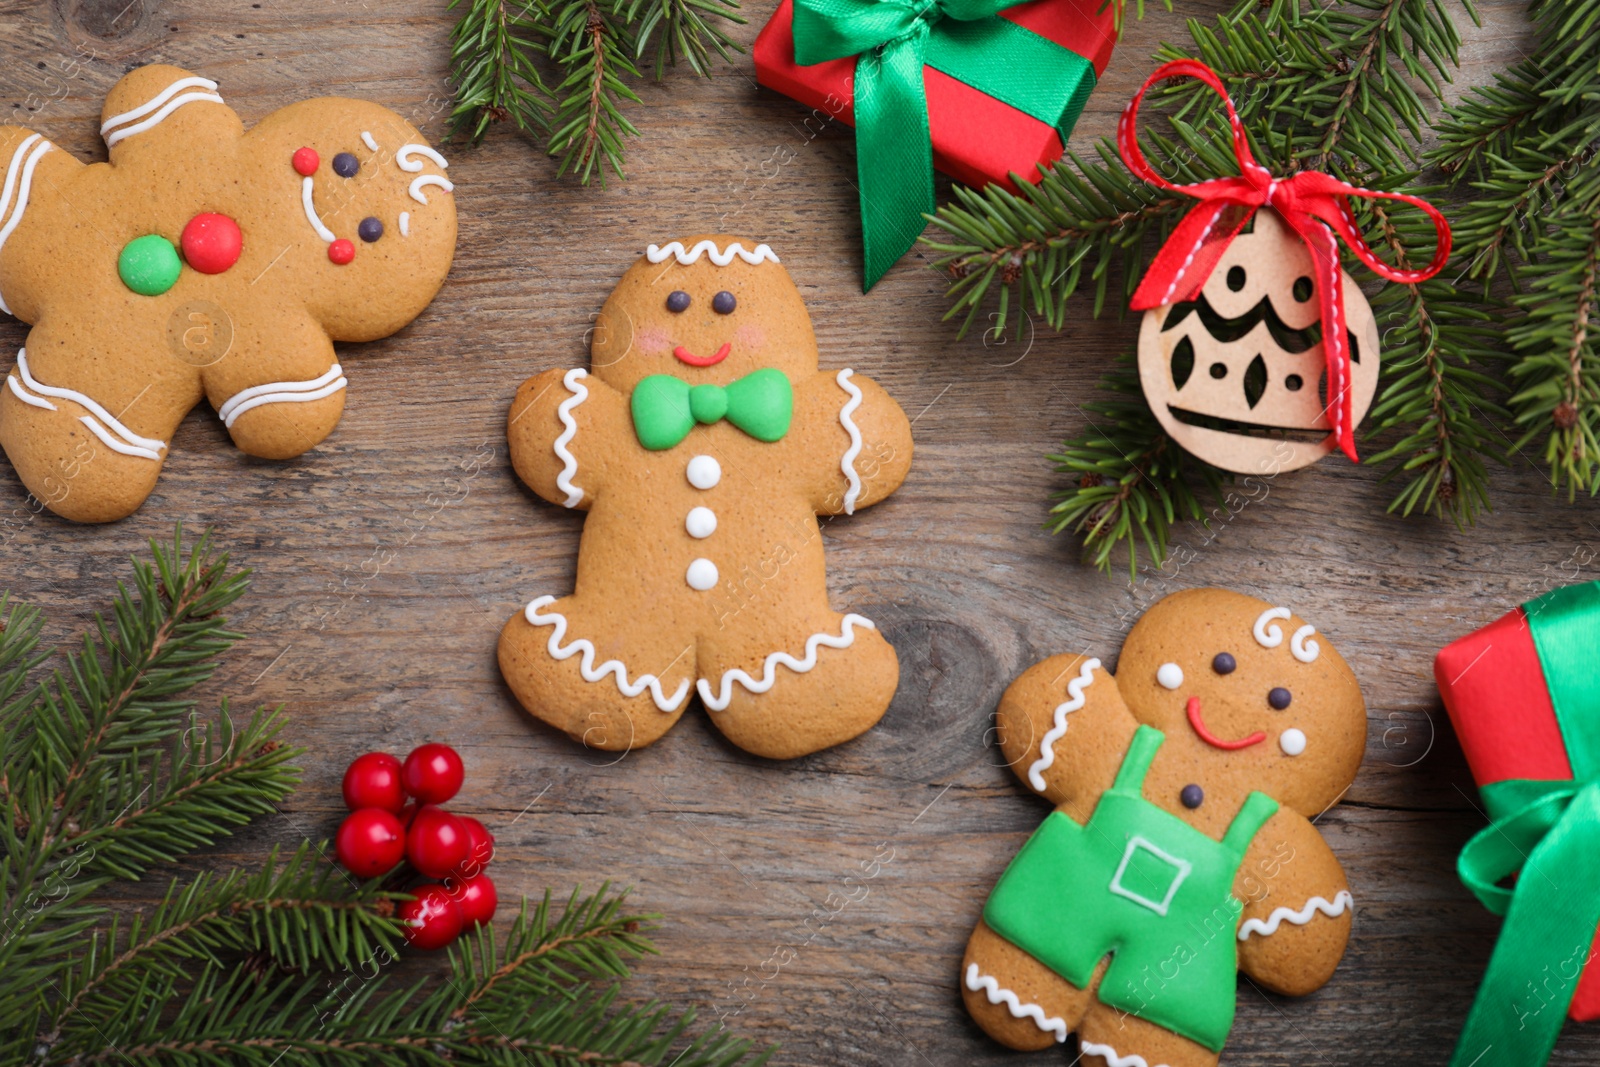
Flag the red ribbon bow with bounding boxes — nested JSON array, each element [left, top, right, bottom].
[[1118, 59, 1452, 462]]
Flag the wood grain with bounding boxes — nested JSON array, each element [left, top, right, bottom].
[[1, 0, 1590, 1063]]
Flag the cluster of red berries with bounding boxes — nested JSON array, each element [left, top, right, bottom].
[[335, 743, 497, 950]]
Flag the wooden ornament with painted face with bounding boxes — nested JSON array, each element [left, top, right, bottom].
[[1136, 209, 1380, 475]]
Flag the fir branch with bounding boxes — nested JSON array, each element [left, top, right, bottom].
[[448, 0, 553, 144], [625, 0, 746, 79], [547, 0, 645, 184]]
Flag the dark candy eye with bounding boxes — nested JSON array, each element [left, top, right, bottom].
[[1268, 687, 1292, 710], [666, 290, 690, 313], [1212, 652, 1236, 675], [1180, 784, 1203, 809], [358, 216, 383, 243], [332, 152, 360, 178], [712, 290, 736, 314]]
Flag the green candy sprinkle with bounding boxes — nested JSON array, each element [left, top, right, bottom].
[[118, 234, 182, 296]]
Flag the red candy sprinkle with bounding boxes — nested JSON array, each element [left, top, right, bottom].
[[327, 239, 355, 265], [292, 146, 320, 176], [180, 213, 242, 275]]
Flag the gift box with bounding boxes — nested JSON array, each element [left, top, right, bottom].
[[1436, 580, 1600, 1058]]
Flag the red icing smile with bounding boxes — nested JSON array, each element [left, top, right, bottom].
[[674, 343, 731, 367], [1186, 696, 1266, 750]]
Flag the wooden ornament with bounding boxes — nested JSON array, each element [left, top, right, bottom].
[[1136, 209, 1380, 475]]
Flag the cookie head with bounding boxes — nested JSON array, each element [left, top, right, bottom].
[[1118, 588, 1365, 814], [252, 99, 457, 340], [589, 235, 818, 393]]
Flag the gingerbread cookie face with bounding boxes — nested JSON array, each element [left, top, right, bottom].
[[0, 64, 456, 522]]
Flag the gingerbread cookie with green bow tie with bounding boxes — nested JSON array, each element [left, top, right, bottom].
[[499, 235, 913, 759], [0, 64, 456, 522]]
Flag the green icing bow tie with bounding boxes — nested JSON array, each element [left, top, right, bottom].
[[631, 369, 794, 450]]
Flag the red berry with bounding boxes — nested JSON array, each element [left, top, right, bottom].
[[180, 213, 243, 275], [292, 146, 320, 176], [335, 808, 405, 878], [455, 816, 495, 876], [406, 805, 469, 879], [342, 752, 405, 813], [327, 238, 355, 265], [402, 744, 464, 804], [449, 872, 498, 928], [399, 884, 462, 950]]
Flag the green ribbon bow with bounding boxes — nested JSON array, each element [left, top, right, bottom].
[[792, 0, 1096, 290], [631, 369, 794, 450], [1452, 582, 1600, 1067]]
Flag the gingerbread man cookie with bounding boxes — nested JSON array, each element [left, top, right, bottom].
[[964, 589, 1365, 1067], [0, 64, 457, 522], [498, 236, 913, 760]]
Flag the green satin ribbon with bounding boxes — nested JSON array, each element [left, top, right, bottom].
[[1452, 581, 1600, 1067], [630, 369, 793, 450], [792, 0, 1096, 290]]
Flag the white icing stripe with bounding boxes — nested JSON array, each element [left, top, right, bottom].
[[396, 144, 448, 172], [217, 366, 347, 428], [0, 136, 53, 316], [7, 374, 55, 410], [836, 368, 863, 515], [361, 130, 380, 152], [408, 175, 453, 205], [104, 90, 225, 148], [398, 212, 411, 237], [1253, 607, 1290, 648], [79, 415, 161, 460], [1026, 658, 1100, 793], [963, 964, 1067, 1042], [645, 241, 779, 267], [1238, 890, 1353, 940], [101, 76, 218, 134], [553, 368, 588, 508], [17, 349, 165, 456], [523, 595, 691, 712], [698, 615, 874, 711], [1080, 1040, 1170, 1067], [301, 176, 336, 242]]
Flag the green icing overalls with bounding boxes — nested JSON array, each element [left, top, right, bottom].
[[983, 725, 1279, 1053]]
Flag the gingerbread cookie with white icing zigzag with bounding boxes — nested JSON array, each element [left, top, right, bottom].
[[498, 235, 914, 760], [965, 588, 1365, 1067], [0, 64, 456, 522]]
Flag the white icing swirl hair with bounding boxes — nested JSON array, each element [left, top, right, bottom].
[[1252, 606, 1320, 663], [646, 240, 779, 267]]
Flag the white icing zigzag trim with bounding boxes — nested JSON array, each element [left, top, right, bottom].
[[301, 176, 336, 242], [1026, 658, 1100, 794], [217, 365, 348, 429], [523, 595, 692, 712], [1238, 890, 1353, 941], [0, 134, 53, 316], [1080, 1040, 1171, 1067], [16, 348, 166, 461], [698, 615, 875, 711], [396, 144, 449, 172], [645, 241, 779, 267], [963, 964, 1068, 1042], [409, 175, 454, 205], [102, 76, 224, 147], [553, 368, 588, 508], [836, 368, 863, 515]]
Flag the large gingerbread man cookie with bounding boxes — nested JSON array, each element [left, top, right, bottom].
[[498, 236, 913, 760], [0, 64, 457, 522], [964, 589, 1366, 1067]]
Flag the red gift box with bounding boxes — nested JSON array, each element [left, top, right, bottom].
[[752, 0, 1117, 193], [1436, 591, 1600, 1021]]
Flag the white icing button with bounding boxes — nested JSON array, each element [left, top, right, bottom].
[[1156, 662, 1184, 690], [686, 454, 721, 490], [686, 506, 717, 539], [686, 558, 719, 591], [1279, 728, 1307, 756]]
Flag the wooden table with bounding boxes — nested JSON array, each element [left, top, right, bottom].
[[1, 0, 1585, 1063]]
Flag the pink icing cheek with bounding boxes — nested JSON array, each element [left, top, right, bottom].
[[734, 323, 766, 351], [634, 326, 672, 357]]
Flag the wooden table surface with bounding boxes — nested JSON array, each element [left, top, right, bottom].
[[1, 0, 1588, 1063]]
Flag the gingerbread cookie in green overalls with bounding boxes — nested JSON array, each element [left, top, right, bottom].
[[963, 588, 1366, 1067]]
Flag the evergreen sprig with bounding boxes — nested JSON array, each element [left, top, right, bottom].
[[2, 528, 769, 1067], [447, 0, 745, 183]]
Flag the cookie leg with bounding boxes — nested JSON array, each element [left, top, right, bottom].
[[696, 609, 898, 760], [961, 920, 1098, 1051], [202, 319, 346, 460], [1076, 1001, 1220, 1067], [497, 594, 695, 752]]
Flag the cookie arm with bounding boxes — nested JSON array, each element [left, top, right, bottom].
[[793, 369, 912, 516], [0, 126, 82, 323], [994, 654, 1139, 820], [1234, 808, 1353, 996], [506, 367, 625, 510]]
